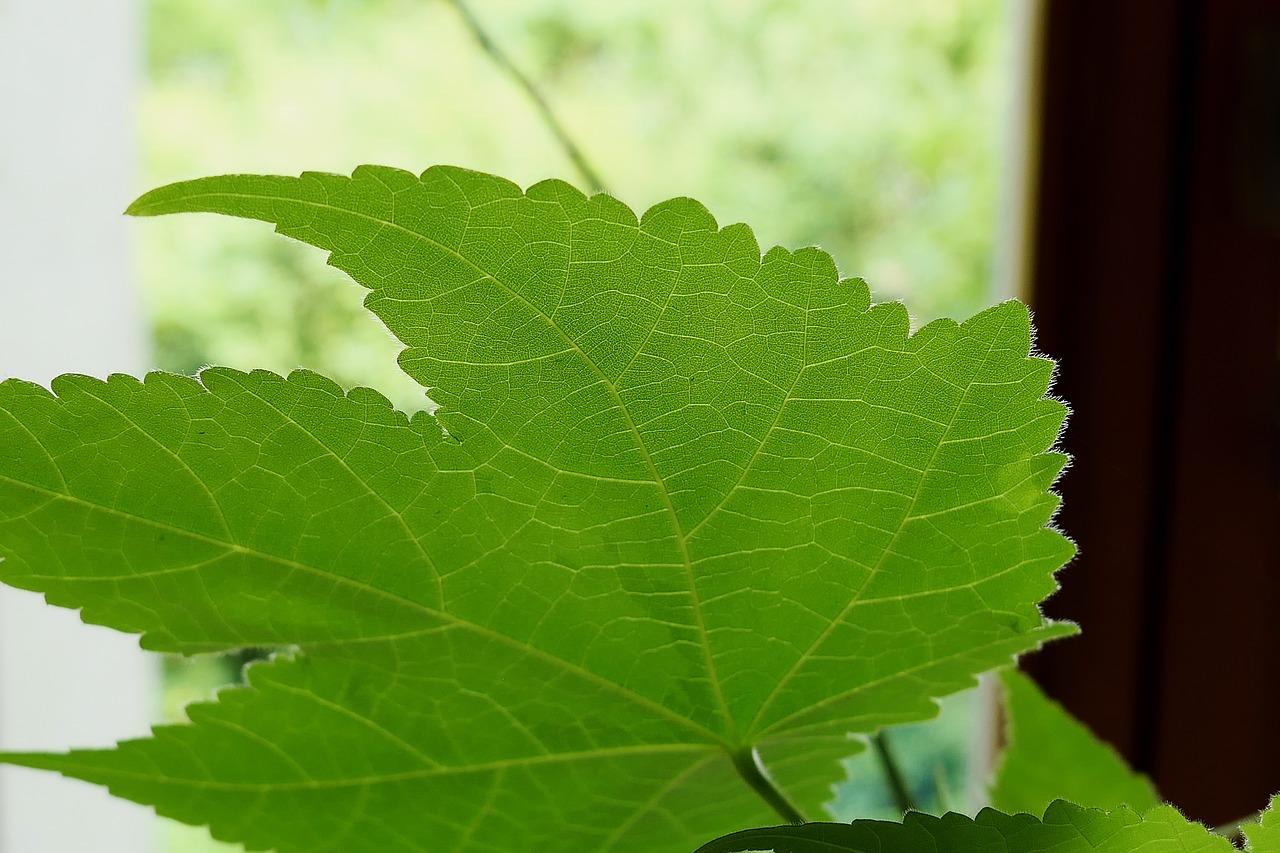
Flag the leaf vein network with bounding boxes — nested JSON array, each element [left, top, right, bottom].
[[0, 474, 721, 744], [54, 742, 715, 792], [746, 329, 1002, 738]]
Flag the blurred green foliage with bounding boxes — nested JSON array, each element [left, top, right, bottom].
[[140, 2, 1009, 849], [139, 0, 1011, 409], [833, 689, 981, 821]]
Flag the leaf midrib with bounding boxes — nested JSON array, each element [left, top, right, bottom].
[[0, 471, 722, 747], [176, 176, 741, 740], [2, 742, 714, 792]]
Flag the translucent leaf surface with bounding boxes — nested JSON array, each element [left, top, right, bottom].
[[695, 801, 1235, 853], [0, 166, 1075, 852], [990, 668, 1160, 815]]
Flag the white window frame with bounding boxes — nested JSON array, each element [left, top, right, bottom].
[[0, 1, 156, 851]]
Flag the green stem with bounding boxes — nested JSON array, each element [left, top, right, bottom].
[[731, 747, 807, 825], [871, 730, 918, 815], [446, 0, 607, 193]]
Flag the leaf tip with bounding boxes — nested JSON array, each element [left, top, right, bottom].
[[124, 186, 170, 217]]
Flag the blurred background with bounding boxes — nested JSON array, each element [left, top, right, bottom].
[[138, 0, 1017, 410], [3, 1, 1278, 851]]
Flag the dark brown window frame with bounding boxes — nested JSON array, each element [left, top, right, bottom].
[[1024, 0, 1280, 826]]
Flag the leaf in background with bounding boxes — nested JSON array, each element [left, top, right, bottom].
[[990, 668, 1160, 815], [0, 166, 1074, 852], [1243, 796, 1280, 852], [694, 801, 1235, 853]]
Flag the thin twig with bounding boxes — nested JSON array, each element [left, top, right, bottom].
[[446, 0, 606, 193], [872, 730, 919, 815]]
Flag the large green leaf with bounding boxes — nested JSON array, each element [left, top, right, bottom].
[[694, 801, 1236, 853], [990, 668, 1160, 815], [0, 166, 1074, 852]]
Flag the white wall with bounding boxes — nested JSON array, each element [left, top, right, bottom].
[[0, 1, 156, 851]]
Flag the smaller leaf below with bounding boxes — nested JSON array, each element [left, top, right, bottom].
[[694, 801, 1235, 853], [990, 668, 1160, 816], [1244, 795, 1280, 852]]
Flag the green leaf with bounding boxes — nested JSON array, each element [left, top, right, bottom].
[[990, 668, 1160, 815], [1244, 796, 1280, 852], [694, 801, 1235, 853], [0, 166, 1074, 852]]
